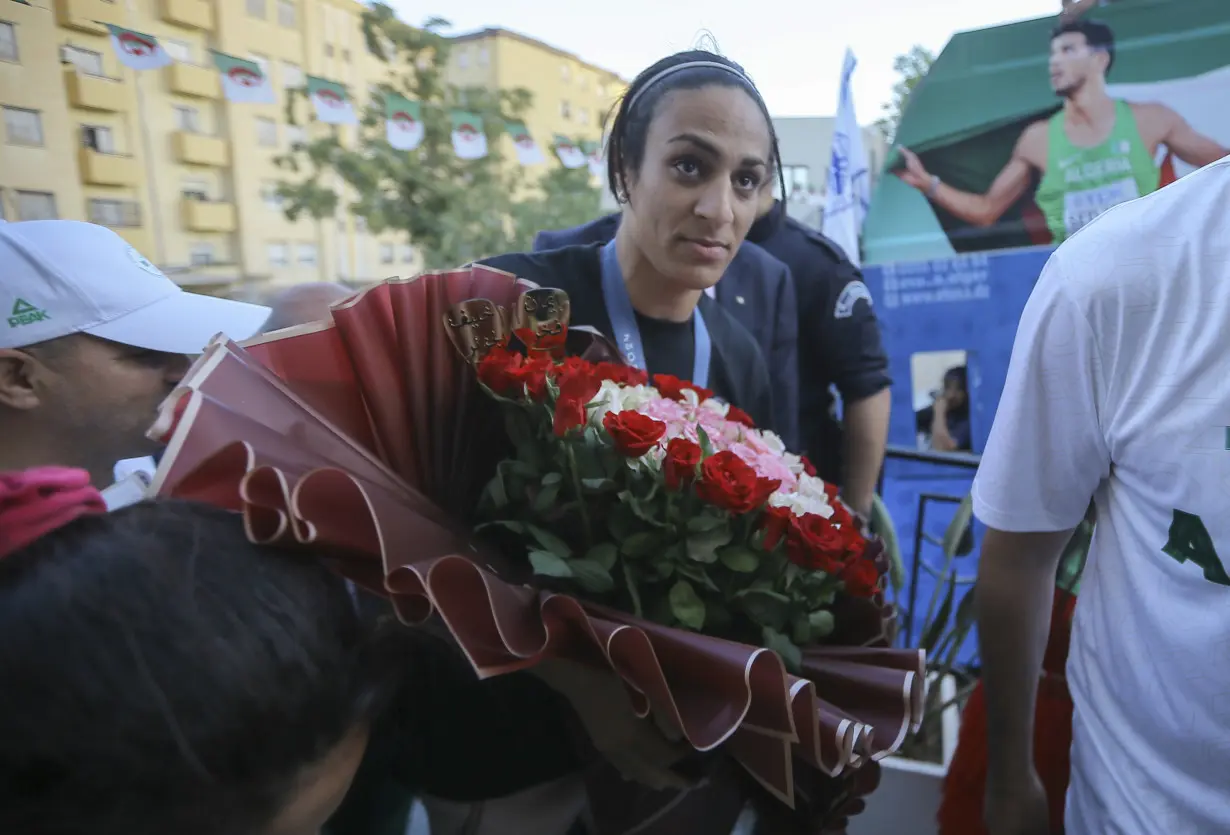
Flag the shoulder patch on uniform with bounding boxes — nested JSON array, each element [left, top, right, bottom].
[[834, 280, 872, 318]]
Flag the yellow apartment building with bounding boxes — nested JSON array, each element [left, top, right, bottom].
[[0, 3, 624, 299], [445, 27, 626, 186]]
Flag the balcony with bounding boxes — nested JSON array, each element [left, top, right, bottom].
[[78, 147, 140, 187], [166, 62, 220, 99], [172, 131, 230, 167], [63, 68, 127, 113], [160, 0, 214, 30], [54, 0, 126, 34], [181, 199, 237, 233]]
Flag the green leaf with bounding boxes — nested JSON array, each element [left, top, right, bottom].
[[529, 549, 572, 579], [570, 559, 615, 593], [585, 542, 619, 571], [687, 524, 732, 564], [532, 480, 560, 513], [619, 490, 667, 528], [620, 531, 661, 558], [783, 562, 802, 589], [581, 477, 616, 492], [500, 459, 539, 479], [607, 503, 640, 542], [697, 426, 715, 458], [669, 580, 706, 629], [527, 524, 572, 559], [762, 626, 803, 672], [686, 513, 726, 533], [920, 571, 958, 654], [676, 563, 720, 592], [483, 472, 508, 509], [717, 545, 760, 573], [792, 613, 811, 645], [541, 472, 563, 487], [474, 520, 527, 535], [807, 609, 835, 639], [736, 588, 791, 631]]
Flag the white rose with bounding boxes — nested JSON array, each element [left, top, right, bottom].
[[768, 490, 834, 519], [700, 397, 730, 418], [756, 430, 786, 456]]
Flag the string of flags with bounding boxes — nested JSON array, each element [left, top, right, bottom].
[[97, 23, 601, 169]]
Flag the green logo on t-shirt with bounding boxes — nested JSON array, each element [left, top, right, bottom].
[[6, 298, 50, 328], [1163, 510, 1230, 587]]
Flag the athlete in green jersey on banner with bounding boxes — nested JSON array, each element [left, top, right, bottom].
[[897, 18, 1227, 244]]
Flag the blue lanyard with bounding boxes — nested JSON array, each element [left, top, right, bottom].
[[600, 240, 711, 389]]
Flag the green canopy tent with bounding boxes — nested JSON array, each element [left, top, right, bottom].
[[864, 0, 1230, 264]]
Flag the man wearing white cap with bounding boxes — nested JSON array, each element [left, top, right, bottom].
[[0, 220, 268, 488]]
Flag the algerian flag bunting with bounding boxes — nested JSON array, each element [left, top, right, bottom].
[[582, 140, 605, 179], [307, 76, 357, 125], [211, 51, 275, 104], [505, 121, 543, 166], [553, 135, 586, 169], [385, 93, 424, 151], [450, 111, 487, 160], [106, 25, 172, 71]]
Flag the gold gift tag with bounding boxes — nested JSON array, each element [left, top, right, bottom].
[[443, 299, 510, 364], [513, 288, 570, 357]]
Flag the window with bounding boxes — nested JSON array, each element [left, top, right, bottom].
[[246, 0, 266, 18], [88, 198, 140, 227], [163, 38, 192, 63], [456, 48, 468, 68], [4, 106, 42, 146], [0, 21, 17, 63], [560, 63, 569, 80], [63, 45, 104, 76], [256, 117, 277, 146], [277, 0, 296, 27], [266, 242, 289, 266], [341, 48, 350, 62], [189, 243, 215, 266], [559, 100, 571, 120], [81, 125, 115, 153], [261, 181, 283, 210], [181, 179, 209, 201], [477, 46, 488, 66], [780, 165, 811, 200], [379, 243, 394, 264], [578, 107, 588, 125], [398, 243, 413, 263], [173, 105, 200, 133], [286, 124, 305, 146], [324, 43, 334, 57], [296, 242, 317, 265], [16, 191, 56, 220], [282, 60, 302, 88]]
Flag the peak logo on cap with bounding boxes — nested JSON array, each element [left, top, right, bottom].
[[7, 298, 50, 329], [126, 246, 163, 277]]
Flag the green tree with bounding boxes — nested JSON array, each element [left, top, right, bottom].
[[274, 3, 600, 270], [875, 45, 936, 144]]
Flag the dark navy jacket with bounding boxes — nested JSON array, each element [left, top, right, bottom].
[[745, 201, 890, 485], [534, 215, 800, 452]]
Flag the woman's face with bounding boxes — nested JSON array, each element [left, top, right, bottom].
[[622, 85, 773, 292], [263, 724, 370, 835]]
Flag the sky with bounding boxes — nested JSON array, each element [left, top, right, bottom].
[[388, 0, 1064, 122]]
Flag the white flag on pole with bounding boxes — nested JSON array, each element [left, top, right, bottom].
[[822, 49, 871, 267]]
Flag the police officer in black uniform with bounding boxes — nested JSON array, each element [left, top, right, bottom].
[[745, 194, 890, 518]]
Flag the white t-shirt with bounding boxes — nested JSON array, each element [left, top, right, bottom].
[[972, 156, 1230, 834]]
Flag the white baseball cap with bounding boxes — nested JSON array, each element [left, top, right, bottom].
[[0, 220, 270, 353]]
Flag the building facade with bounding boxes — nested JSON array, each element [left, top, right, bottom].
[[0, 3, 622, 298], [771, 115, 888, 230]]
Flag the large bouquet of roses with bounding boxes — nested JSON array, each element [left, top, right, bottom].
[[146, 270, 923, 833], [474, 346, 881, 668]]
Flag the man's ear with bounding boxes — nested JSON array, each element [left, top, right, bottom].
[[0, 349, 44, 411]]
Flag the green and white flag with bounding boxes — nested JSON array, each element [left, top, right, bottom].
[[106, 25, 171, 71], [450, 111, 486, 160], [307, 76, 356, 125], [553, 136, 586, 169], [211, 51, 274, 104], [505, 121, 543, 166], [384, 93, 424, 151], [581, 140, 605, 179]]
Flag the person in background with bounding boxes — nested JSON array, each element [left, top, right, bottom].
[[0, 221, 268, 488], [974, 158, 1230, 835], [533, 216, 800, 451], [915, 365, 971, 452], [263, 282, 354, 332], [0, 470, 399, 835], [745, 182, 891, 518]]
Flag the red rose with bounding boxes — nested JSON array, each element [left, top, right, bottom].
[[695, 450, 780, 515], [510, 355, 553, 400], [725, 405, 755, 428], [663, 437, 702, 490], [553, 394, 588, 437], [785, 513, 846, 573], [652, 374, 713, 403], [555, 364, 601, 404], [476, 346, 521, 395], [841, 558, 881, 598], [759, 504, 794, 550], [602, 410, 666, 457], [799, 455, 817, 477], [594, 362, 648, 387]]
